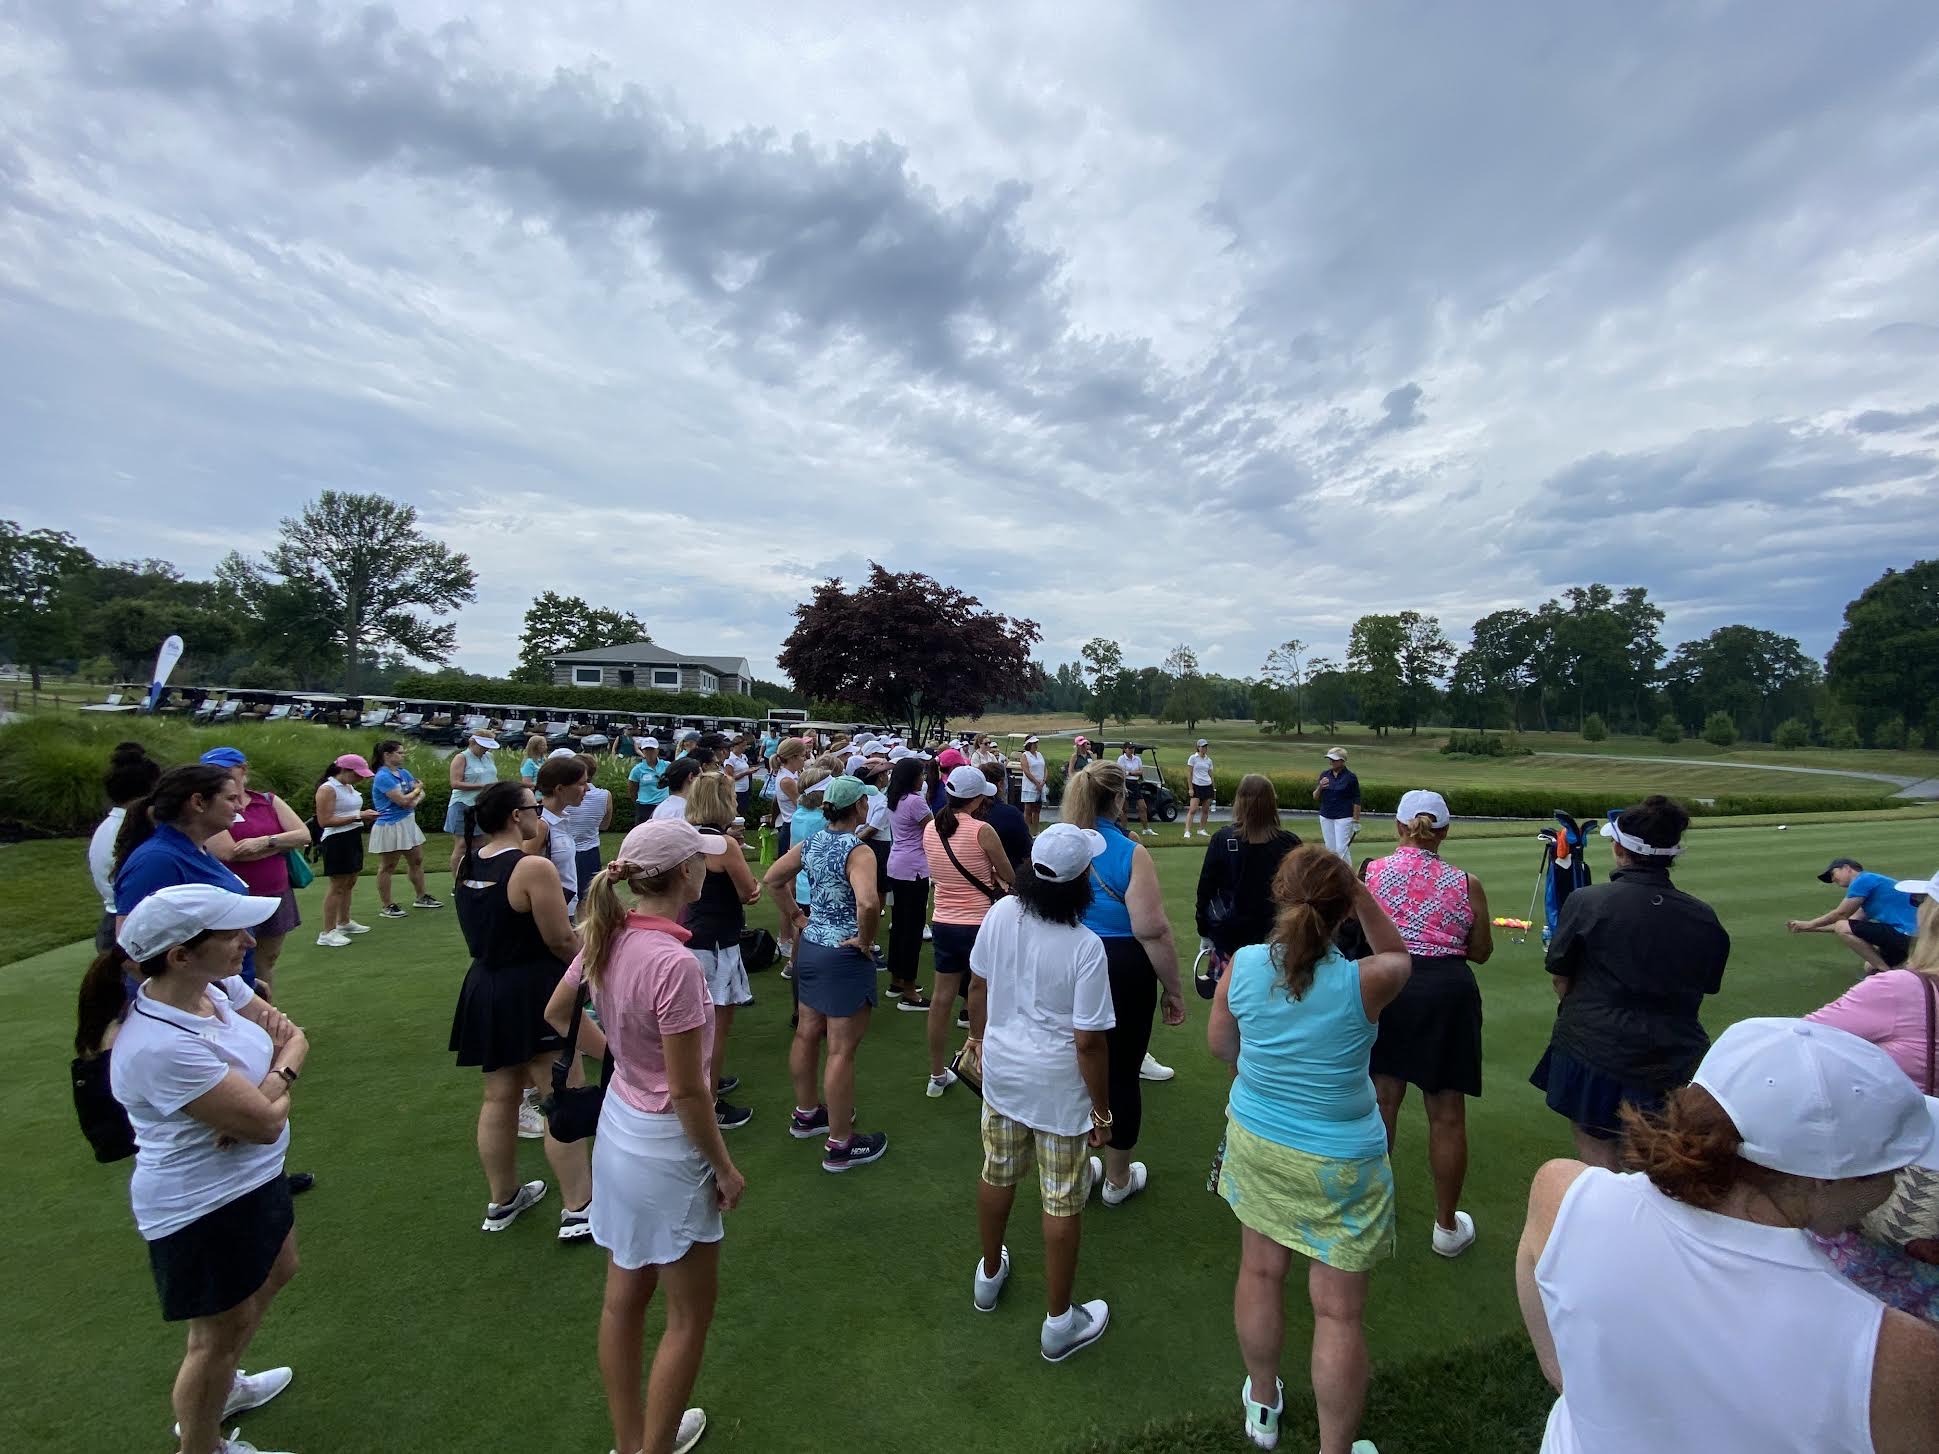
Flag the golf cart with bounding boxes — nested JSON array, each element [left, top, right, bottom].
[[1124, 745, 1180, 823]]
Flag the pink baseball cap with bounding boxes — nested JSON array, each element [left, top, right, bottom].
[[936, 747, 969, 771], [334, 753, 375, 778], [612, 820, 727, 876]]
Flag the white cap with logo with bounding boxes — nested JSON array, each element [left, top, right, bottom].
[[1031, 823, 1109, 883], [1395, 789, 1450, 828], [946, 765, 998, 798], [1325, 747, 1347, 762], [1693, 1018, 1939, 1178], [119, 884, 283, 964]]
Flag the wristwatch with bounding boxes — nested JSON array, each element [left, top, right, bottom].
[[277, 1066, 298, 1085]]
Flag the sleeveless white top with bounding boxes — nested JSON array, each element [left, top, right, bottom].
[[1537, 1169, 1882, 1454], [319, 778, 364, 839]]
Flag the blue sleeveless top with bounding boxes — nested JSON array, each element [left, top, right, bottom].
[[1080, 819, 1137, 940], [801, 829, 862, 948], [1225, 945, 1382, 1158]]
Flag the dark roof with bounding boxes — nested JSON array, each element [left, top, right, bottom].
[[548, 642, 750, 675]]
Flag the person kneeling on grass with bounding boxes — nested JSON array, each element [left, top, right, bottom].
[[966, 823, 1117, 1362], [544, 821, 740, 1454], [1789, 857, 1921, 974], [1207, 846, 1411, 1454]]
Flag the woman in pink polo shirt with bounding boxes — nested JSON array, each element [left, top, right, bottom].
[[545, 820, 741, 1454]]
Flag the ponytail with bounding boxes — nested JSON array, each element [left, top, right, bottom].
[[934, 792, 978, 841], [1266, 845, 1357, 1000], [575, 868, 631, 996], [75, 948, 127, 1057], [1397, 811, 1444, 849]]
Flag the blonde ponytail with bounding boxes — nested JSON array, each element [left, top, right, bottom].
[[1397, 811, 1444, 849], [576, 868, 630, 996]]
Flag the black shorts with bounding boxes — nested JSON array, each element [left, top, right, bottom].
[[1850, 918, 1911, 967], [319, 830, 364, 878], [148, 1174, 293, 1321], [1190, 783, 1214, 803], [930, 920, 980, 976]]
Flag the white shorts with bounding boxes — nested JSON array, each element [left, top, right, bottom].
[[1020, 785, 1043, 803], [369, 818, 425, 855], [691, 944, 752, 1008], [591, 1096, 723, 1270]]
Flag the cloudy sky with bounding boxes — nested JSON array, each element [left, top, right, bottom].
[[3, 1, 1937, 683]]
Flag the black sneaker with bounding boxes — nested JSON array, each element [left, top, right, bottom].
[[716, 1075, 741, 1096], [716, 1099, 753, 1130], [822, 1130, 888, 1173], [379, 903, 407, 920], [896, 993, 932, 1013], [413, 894, 444, 910], [789, 1104, 830, 1139]]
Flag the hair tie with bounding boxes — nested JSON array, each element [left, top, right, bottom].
[[604, 858, 647, 882]]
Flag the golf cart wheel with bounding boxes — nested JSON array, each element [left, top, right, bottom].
[[1160, 801, 1178, 823]]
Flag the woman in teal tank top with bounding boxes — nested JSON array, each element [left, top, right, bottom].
[[1207, 845, 1412, 1454]]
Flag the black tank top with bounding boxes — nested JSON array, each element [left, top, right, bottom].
[[455, 846, 564, 971], [683, 825, 745, 950]]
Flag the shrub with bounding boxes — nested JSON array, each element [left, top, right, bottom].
[[1654, 714, 1683, 745], [1870, 715, 1908, 750], [1772, 718, 1811, 750], [1439, 732, 1532, 758], [1828, 720, 1862, 750], [1701, 712, 1738, 747], [1580, 714, 1607, 743]]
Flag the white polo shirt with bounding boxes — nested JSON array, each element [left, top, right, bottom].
[[111, 975, 287, 1239], [1188, 752, 1215, 787], [1116, 753, 1143, 780], [89, 806, 125, 912]]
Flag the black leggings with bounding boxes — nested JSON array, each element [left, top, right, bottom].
[[886, 875, 930, 985], [1101, 936, 1158, 1151]]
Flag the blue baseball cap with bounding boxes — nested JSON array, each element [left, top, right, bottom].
[[199, 747, 247, 769]]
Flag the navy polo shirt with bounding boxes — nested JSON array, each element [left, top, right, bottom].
[[1316, 768, 1361, 820], [114, 824, 258, 985], [981, 797, 1034, 873]]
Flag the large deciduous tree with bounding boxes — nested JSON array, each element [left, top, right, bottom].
[[1259, 638, 1308, 735], [1827, 560, 1939, 744], [226, 492, 478, 692], [1080, 636, 1128, 737], [1347, 614, 1406, 736], [513, 593, 650, 683], [1159, 642, 1212, 729], [778, 564, 1041, 741], [1663, 625, 1819, 741], [1395, 610, 1455, 734], [0, 519, 94, 689]]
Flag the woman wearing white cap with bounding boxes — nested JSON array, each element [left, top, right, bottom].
[[1517, 1018, 1939, 1454], [446, 730, 501, 834], [1529, 797, 1730, 1170], [311, 754, 379, 949], [965, 823, 1116, 1363], [764, 777, 890, 1172], [82, 884, 307, 1454], [543, 820, 738, 1454], [1019, 736, 1048, 829], [1184, 739, 1216, 839], [1362, 790, 1492, 1259], [920, 765, 1016, 1097]]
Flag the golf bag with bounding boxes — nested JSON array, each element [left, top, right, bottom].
[[1529, 811, 1593, 943]]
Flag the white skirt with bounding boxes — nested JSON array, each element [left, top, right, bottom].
[[692, 944, 752, 1008], [369, 818, 426, 855], [591, 1094, 723, 1269]]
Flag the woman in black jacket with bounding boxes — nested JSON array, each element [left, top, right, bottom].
[[1193, 774, 1301, 993]]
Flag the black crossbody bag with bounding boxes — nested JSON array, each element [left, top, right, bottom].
[[939, 827, 1004, 902], [542, 984, 613, 1143]]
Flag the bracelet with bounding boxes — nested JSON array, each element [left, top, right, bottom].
[[962, 1036, 982, 1047], [1090, 1108, 1114, 1128]]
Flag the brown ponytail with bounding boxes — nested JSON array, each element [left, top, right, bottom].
[[75, 949, 128, 1057], [1265, 845, 1357, 1000], [1619, 1084, 1757, 1210]]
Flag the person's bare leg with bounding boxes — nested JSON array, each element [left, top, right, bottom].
[[978, 1177, 1017, 1282], [253, 933, 285, 1001], [406, 845, 430, 898], [712, 1004, 736, 1088], [927, 970, 965, 1077], [478, 1067, 524, 1204], [1234, 1225, 1293, 1397], [825, 1006, 871, 1141], [1373, 1074, 1406, 1153], [529, 1054, 590, 1210], [790, 1007, 827, 1111], [1833, 919, 1890, 974], [642, 1242, 720, 1454], [1423, 1091, 1469, 1231], [1042, 1206, 1082, 1318], [337, 873, 358, 926], [1570, 1124, 1623, 1171], [600, 1260, 659, 1454], [1308, 1260, 1372, 1454], [377, 852, 398, 908], [173, 1305, 252, 1454], [1103, 1146, 1136, 1187]]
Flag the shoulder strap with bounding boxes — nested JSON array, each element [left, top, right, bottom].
[[554, 980, 588, 1095], [1923, 973, 1936, 1097], [1089, 843, 1129, 905], [939, 825, 1003, 901]]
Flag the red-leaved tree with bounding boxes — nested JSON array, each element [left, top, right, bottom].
[[777, 564, 1043, 741]]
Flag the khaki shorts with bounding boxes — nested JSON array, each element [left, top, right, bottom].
[[980, 1104, 1093, 1217]]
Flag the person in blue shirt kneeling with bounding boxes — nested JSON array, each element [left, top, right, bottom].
[[1789, 857, 1921, 973]]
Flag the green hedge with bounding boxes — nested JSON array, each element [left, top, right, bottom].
[[389, 674, 768, 720]]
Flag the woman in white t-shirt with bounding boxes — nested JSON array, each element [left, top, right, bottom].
[[84, 884, 309, 1454], [1184, 739, 1216, 840], [965, 823, 1117, 1363], [1019, 736, 1048, 830], [772, 737, 809, 852], [1115, 743, 1153, 836]]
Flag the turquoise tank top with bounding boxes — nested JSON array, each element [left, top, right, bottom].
[[1079, 819, 1136, 939], [1225, 944, 1383, 1158]]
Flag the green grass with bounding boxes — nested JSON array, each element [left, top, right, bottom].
[[8, 812, 1934, 1452]]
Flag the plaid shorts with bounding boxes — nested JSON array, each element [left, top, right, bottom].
[[980, 1104, 1093, 1217]]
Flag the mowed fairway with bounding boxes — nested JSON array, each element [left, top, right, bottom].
[[6, 810, 1936, 1452]]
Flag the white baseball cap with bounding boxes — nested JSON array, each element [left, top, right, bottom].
[[1693, 1018, 1939, 1178], [946, 764, 998, 798], [1196, 737, 1209, 747], [119, 884, 283, 963], [470, 733, 500, 749], [640, 737, 659, 750], [1031, 823, 1108, 883], [1024, 734, 1040, 745], [1325, 747, 1347, 761], [1395, 789, 1450, 828], [547, 747, 577, 759], [1893, 870, 1939, 900]]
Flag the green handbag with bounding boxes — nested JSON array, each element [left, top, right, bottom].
[[285, 849, 315, 889]]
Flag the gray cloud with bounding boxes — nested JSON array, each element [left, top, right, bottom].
[[1847, 403, 1939, 434], [1373, 382, 1424, 435]]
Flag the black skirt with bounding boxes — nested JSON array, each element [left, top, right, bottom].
[[320, 830, 365, 878], [450, 957, 569, 1073], [148, 1173, 294, 1322], [1368, 955, 1483, 1097]]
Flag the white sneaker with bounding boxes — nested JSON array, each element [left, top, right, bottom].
[[1431, 1210, 1477, 1258], [1041, 1298, 1110, 1361], [559, 1202, 593, 1242], [672, 1407, 707, 1453], [217, 1431, 292, 1454], [340, 919, 371, 934], [1100, 1161, 1147, 1207], [1198, 829, 1210, 837], [1242, 1374, 1284, 1449], [172, 1368, 293, 1436], [973, 1245, 1010, 1312], [1139, 1051, 1175, 1082], [1142, 827, 1155, 836], [481, 1178, 547, 1232], [315, 929, 349, 948], [927, 1068, 958, 1099], [517, 1102, 546, 1139]]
